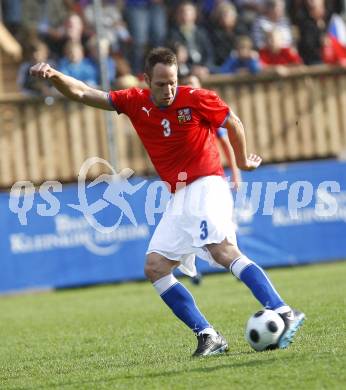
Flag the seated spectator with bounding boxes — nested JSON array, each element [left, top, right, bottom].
[[252, 0, 293, 49], [168, 1, 214, 80], [295, 0, 331, 65], [209, 1, 248, 66], [219, 35, 262, 74], [58, 40, 98, 86], [259, 28, 302, 67], [17, 39, 56, 96]]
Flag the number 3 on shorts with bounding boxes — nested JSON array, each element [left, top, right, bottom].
[[200, 220, 208, 240]]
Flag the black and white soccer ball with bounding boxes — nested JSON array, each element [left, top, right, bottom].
[[245, 309, 285, 351]]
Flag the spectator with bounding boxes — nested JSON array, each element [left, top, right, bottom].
[[233, 0, 267, 32], [168, 1, 214, 79], [174, 43, 193, 78], [58, 40, 98, 86], [86, 35, 117, 87], [219, 35, 262, 74], [124, 0, 167, 74], [17, 39, 55, 96], [209, 2, 248, 66], [179, 73, 201, 88], [64, 12, 85, 44], [2, 0, 22, 37], [21, 0, 69, 57], [21, 0, 68, 30], [252, 0, 293, 49], [287, 0, 342, 24], [295, 0, 331, 65], [83, 0, 131, 54], [198, 0, 226, 18], [114, 55, 141, 89], [259, 28, 303, 67]]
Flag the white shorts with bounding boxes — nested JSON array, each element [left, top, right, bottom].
[[146, 175, 237, 277]]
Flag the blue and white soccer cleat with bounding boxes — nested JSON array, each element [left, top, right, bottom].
[[278, 309, 305, 349]]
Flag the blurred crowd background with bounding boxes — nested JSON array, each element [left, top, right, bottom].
[[1, 0, 346, 96]]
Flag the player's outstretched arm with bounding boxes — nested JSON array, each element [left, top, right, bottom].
[[29, 62, 114, 111], [223, 110, 262, 171]]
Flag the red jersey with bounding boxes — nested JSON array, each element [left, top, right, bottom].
[[108, 86, 230, 192], [259, 47, 302, 66]]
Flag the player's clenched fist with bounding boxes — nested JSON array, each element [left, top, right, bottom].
[[30, 62, 55, 79]]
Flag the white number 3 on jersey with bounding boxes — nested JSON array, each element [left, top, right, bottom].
[[161, 118, 171, 137]]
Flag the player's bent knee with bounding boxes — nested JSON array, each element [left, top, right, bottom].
[[207, 240, 242, 268], [144, 254, 157, 281], [144, 253, 174, 282]]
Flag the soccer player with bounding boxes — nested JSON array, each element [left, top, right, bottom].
[[30, 47, 305, 357]]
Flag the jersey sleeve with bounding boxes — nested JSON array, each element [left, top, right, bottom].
[[193, 89, 230, 129], [216, 127, 227, 138], [108, 87, 140, 117]]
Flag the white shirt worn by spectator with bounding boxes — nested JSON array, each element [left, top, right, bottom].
[[252, 15, 293, 49]]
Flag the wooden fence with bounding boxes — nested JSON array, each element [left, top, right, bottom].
[[204, 65, 346, 162], [0, 65, 346, 189]]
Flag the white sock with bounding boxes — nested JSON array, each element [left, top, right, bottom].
[[274, 305, 291, 314], [230, 255, 253, 278], [198, 327, 218, 337], [153, 274, 178, 295]]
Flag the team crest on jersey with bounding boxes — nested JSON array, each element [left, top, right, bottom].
[[176, 107, 192, 124]]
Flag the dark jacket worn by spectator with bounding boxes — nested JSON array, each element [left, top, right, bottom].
[[168, 1, 214, 77], [295, 1, 331, 65], [208, 2, 248, 66]]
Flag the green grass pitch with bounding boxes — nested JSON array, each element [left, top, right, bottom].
[[0, 261, 345, 389]]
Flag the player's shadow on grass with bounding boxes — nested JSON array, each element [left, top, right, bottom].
[[122, 355, 294, 381], [34, 354, 294, 389]]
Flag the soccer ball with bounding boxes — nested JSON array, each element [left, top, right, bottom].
[[245, 309, 285, 351]]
